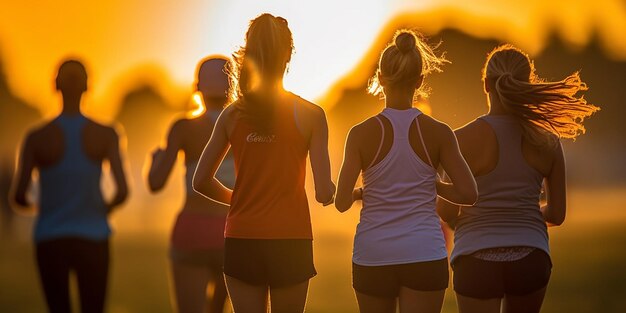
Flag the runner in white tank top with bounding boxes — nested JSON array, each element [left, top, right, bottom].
[[354, 107, 446, 266], [335, 30, 477, 313]]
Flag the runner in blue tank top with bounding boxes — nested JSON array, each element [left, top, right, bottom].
[[13, 59, 128, 313], [437, 45, 599, 313], [335, 30, 477, 313]]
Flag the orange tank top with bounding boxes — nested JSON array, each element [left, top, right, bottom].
[[226, 100, 311, 239]]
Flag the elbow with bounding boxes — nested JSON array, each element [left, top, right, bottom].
[[334, 193, 352, 213], [191, 178, 205, 197], [13, 193, 28, 208], [147, 169, 166, 193], [335, 200, 351, 213], [315, 183, 336, 206], [118, 188, 129, 205], [147, 177, 163, 193], [458, 188, 478, 206], [315, 193, 333, 205], [546, 214, 565, 226]]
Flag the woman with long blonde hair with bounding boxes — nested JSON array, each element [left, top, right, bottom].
[[438, 45, 599, 313], [193, 14, 335, 313], [336, 30, 477, 313]]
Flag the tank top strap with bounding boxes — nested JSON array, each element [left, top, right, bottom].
[[380, 108, 422, 140], [414, 115, 434, 168], [367, 116, 385, 169]]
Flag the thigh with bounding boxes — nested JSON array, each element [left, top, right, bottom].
[[398, 288, 445, 313], [224, 274, 268, 313], [170, 259, 211, 313], [72, 239, 109, 313], [453, 255, 504, 299], [398, 258, 449, 292], [264, 239, 316, 288], [36, 239, 72, 313], [352, 263, 399, 298], [456, 293, 501, 313], [503, 286, 547, 313], [503, 249, 552, 296], [355, 291, 396, 313], [269, 280, 310, 313]]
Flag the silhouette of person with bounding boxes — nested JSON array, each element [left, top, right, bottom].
[[437, 45, 599, 313], [193, 13, 336, 313], [335, 30, 477, 313], [12, 59, 129, 313], [147, 56, 234, 313]]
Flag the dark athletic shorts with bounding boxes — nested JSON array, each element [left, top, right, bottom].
[[352, 258, 449, 298], [453, 249, 552, 299], [223, 238, 317, 288]]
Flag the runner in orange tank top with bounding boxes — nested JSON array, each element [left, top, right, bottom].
[[193, 13, 336, 313]]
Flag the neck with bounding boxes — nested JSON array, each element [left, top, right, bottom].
[[258, 80, 285, 95], [384, 90, 414, 110], [61, 93, 82, 115], [487, 93, 507, 115]]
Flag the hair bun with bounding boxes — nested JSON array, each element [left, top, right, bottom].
[[395, 31, 417, 53]]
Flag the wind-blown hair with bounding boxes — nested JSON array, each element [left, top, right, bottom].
[[483, 44, 599, 148], [368, 29, 448, 99], [230, 13, 293, 132]]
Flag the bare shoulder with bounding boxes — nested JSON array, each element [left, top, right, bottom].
[[292, 94, 325, 118], [348, 116, 380, 142], [419, 114, 454, 136], [85, 119, 122, 144], [25, 119, 61, 146], [454, 118, 489, 142], [27, 120, 53, 140], [169, 117, 191, 135], [221, 103, 238, 121]]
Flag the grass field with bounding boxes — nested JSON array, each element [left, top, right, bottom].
[[1, 187, 625, 313]]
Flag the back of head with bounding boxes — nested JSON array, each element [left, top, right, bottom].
[[56, 59, 87, 95], [368, 29, 447, 99], [483, 45, 600, 148], [196, 55, 231, 108], [231, 13, 294, 132]]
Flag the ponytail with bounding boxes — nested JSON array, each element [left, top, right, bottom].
[[485, 45, 599, 148]]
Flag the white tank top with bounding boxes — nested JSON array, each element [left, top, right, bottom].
[[353, 108, 447, 266]]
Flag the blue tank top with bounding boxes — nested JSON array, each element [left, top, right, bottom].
[[353, 108, 448, 266], [451, 115, 549, 263], [35, 114, 110, 242]]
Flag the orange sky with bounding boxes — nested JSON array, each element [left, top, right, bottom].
[[1, 0, 625, 119]]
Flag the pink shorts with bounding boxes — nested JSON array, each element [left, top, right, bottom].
[[171, 211, 226, 251]]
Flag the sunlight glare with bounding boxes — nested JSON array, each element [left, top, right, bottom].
[[190, 92, 206, 117]]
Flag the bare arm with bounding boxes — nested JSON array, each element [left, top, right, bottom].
[[541, 142, 566, 226], [335, 128, 361, 212], [12, 134, 36, 210], [148, 121, 183, 192], [308, 107, 336, 205], [436, 125, 478, 206], [105, 128, 129, 213], [435, 170, 462, 224], [192, 111, 232, 205]]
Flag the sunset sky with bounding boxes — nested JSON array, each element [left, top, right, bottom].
[[1, 0, 625, 119]]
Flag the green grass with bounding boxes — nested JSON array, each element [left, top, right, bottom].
[[2, 187, 625, 312]]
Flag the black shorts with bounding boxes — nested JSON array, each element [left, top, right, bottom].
[[453, 249, 552, 299], [352, 258, 449, 298], [223, 238, 317, 288]]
